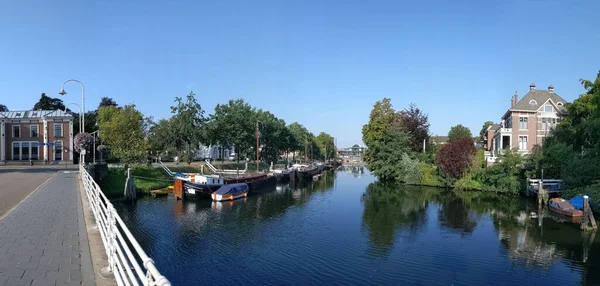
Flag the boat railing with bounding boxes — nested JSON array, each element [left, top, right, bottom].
[[80, 165, 170, 286], [204, 160, 248, 175]]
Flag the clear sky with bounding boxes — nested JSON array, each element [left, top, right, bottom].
[[1, 0, 599, 147]]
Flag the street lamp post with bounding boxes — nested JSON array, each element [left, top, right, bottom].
[[59, 79, 85, 164], [64, 103, 82, 134], [90, 130, 100, 164]]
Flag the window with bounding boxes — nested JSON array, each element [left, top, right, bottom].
[[544, 105, 553, 112], [21, 142, 29, 160], [13, 125, 20, 138], [54, 141, 63, 161], [529, 100, 537, 105], [557, 102, 563, 106], [30, 125, 38, 137], [519, 136, 528, 151], [31, 143, 39, 160], [542, 118, 557, 130], [54, 124, 63, 137], [12, 142, 20, 160], [519, 117, 528, 130]]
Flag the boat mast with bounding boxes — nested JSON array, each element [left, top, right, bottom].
[[256, 121, 260, 172]]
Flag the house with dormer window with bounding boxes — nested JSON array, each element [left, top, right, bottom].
[[484, 83, 567, 163]]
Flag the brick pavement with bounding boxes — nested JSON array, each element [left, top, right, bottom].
[[0, 171, 95, 285]]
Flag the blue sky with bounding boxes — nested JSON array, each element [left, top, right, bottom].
[[1, 0, 599, 147]]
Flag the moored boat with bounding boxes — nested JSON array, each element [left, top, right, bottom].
[[211, 183, 249, 201], [548, 198, 583, 217]]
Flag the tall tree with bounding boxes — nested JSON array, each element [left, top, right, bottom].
[[98, 105, 148, 168], [0, 104, 7, 112], [211, 99, 256, 162], [287, 122, 312, 162], [255, 109, 287, 164], [33, 93, 65, 110], [148, 119, 175, 155], [362, 98, 397, 148], [448, 124, 473, 143], [479, 121, 494, 140], [398, 103, 430, 153], [365, 123, 413, 181], [98, 97, 118, 108], [170, 91, 206, 163], [314, 132, 336, 160]]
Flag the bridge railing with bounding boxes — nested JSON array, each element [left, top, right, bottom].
[[80, 165, 170, 286]]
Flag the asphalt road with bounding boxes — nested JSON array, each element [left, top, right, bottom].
[[0, 166, 75, 218]]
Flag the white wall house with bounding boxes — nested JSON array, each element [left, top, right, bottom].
[[195, 144, 235, 160]]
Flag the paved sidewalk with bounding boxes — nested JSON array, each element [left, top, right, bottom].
[[0, 171, 95, 285]]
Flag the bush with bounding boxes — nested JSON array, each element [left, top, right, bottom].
[[454, 171, 483, 191], [419, 162, 443, 187], [399, 154, 422, 185], [475, 149, 524, 194]]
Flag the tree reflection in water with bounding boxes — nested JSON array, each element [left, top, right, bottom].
[[361, 182, 439, 257]]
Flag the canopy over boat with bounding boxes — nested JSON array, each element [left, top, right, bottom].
[[214, 183, 249, 195], [569, 195, 592, 210]]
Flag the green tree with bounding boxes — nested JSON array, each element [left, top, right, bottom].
[[170, 92, 206, 163], [479, 121, 494, 140], [98, 97, 118, 108], [448, 124, 473, 143], [0, 104, 7, 111], [148, 119, 175, 155], [314, 132, 336, 160], [98, 105, 148, 168], [255, 109, 288, 164], [33, 93, 66, 110], [362, 98, 398, 166], [287, 122, 312, 162], [365, 124, 413, 181], [211, 99, 256, 162]]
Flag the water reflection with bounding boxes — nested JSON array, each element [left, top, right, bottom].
[[115, 170, 600, 285]]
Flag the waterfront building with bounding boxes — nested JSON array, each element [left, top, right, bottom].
[[1, 110, 73, 162], [484, 83, 567, 164], [337, 144, 366, 158]]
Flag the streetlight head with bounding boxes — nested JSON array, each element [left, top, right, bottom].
[[58, 88, 67, 95]]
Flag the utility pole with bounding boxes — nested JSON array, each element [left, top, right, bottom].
[[256, 121, 260, 172]]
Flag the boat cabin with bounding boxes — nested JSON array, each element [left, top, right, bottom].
[[526, 179, 563, 195]]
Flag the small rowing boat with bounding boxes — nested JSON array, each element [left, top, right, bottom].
[[548, 198, 583, 217]]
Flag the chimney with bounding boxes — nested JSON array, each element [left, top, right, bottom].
[[530, 83, 536, 91], [548, 84, 554, 93], [513, 91, 518, 107]]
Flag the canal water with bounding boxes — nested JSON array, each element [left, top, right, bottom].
[[115, 167, 600, 285]]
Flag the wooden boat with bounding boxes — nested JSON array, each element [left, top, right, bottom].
[[548, 198, 583, 217], [211, 183, 249, 201]]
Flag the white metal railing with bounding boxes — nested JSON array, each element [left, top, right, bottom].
[[80, 165, 170, 286], [158, 161, 173, 177]]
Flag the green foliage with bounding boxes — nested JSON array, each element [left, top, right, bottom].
[[419, 162, 443, 187], [314, 132, 336, 160], [98, 166, 173, 198], [0, 104, 7, 111], [453, 172, 483, 191], [98, 105, 149, 167], [476, 149, 523, 194], [170, 92, 206, 163], [209, 99, 255, 162], [448, 124, 473, 143], [362, 98, 397, 148], [148, 119, 175, 154], [33, 93, 65, 110], [287, 122, 313, 161], [479, 121, 494, 140], [255, 109, 289, 163], [399, 153, 422, 185], [365, 127, 413, 181]]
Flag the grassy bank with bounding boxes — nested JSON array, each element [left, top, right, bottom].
[[98, 165, 175, 198]]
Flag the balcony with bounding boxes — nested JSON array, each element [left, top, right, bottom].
[[497, 128, 512, 134]]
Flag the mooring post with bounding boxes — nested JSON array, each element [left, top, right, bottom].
[[582, 195, 590, 230]]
